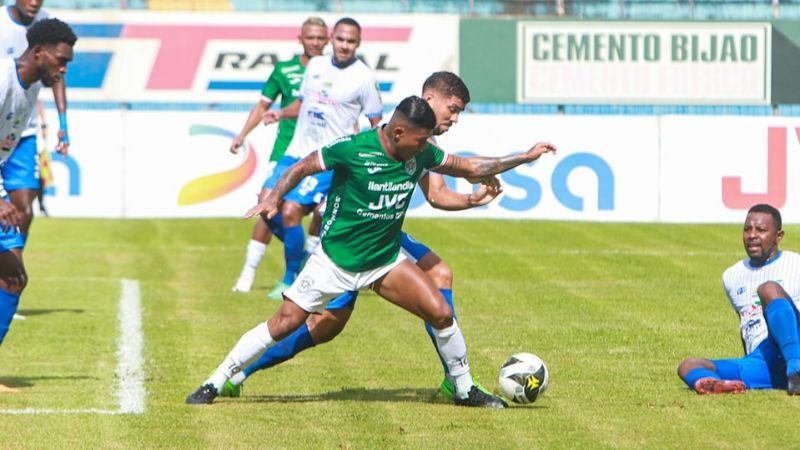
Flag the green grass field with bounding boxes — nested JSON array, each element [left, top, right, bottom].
[[2, 217, 800, 448]]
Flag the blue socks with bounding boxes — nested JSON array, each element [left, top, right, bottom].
[[764, 298, 800, 376], [0, 289, 21, 345], [282, 225, 305, 285], [425, 288, 456, 376], [683, 367, 720, 389], [265, 212, 285, 242], [243, 323, 315, 377]]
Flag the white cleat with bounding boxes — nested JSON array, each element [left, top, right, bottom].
[[12, 313, 25, 321], [232, 269, 255, 293]]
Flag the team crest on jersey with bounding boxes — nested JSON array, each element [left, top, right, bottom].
[[404, 159, 417, 175]]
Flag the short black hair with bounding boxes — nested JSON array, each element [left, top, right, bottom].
[[748, 203, 782, 230], [334, 17, 361, 34], [422, 71, 471, 104], [395, 95, 436, 130], [27, 18, 77, 48]]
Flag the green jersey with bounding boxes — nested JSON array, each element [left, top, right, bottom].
[[319, 128, 447, 272], [261, 55, 305, 161]]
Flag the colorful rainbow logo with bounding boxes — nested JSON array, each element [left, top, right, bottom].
[[177, 124, 257, 206]]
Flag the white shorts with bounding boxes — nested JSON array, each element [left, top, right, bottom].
[[283, 248, 407, 313]]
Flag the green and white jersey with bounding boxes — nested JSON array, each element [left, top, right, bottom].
[[318, 127, 447, 272], [260, 55, 305, 161]]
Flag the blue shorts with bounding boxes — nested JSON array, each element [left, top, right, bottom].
[[2, 135, 40, 191], [0, 194, 24, 251], [400, 232, 432, 263], [263, 155, 330, 208], [325, 290, 359, 310], [712, 339, 787, 389]]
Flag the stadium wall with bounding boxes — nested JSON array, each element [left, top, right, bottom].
[[42, 111, 800, 223], [36, 11, 800, 223]]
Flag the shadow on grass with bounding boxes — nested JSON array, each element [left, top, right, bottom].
[[16, 308, 85, 317], [0, 375, 95, 389], [236, 386, 548, 409]]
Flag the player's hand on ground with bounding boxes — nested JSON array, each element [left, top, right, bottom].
[[56, 129, 70, 155], [262, 110, 281, 125], [470, 176, 503, 207], [230, 136, 244, 154], [0, 199, 20, 232], [525, 142, 557, 161]]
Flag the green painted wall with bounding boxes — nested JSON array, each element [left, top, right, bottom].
[[459, 18, 517, 103]]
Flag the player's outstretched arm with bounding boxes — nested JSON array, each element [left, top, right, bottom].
[[231, 99, 271, 153], [52, 78, 70, 155], [419, 172, 503, 211], [244, 151, 323, 220], [435, 142, 556, 179]]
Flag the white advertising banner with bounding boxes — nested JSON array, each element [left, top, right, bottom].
[[47, 10, 459, 105], [41, 111, 662, 221], [417, 115, 661, 221], [42, 110, 278, 218], [517, 21, 772, 104], [660, 116, 800, 223], [44, 111, 800, 222]]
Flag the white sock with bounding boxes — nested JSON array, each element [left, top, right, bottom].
[[305, 235, 320, 255], [244, 239, 267, 271], [230, 371, 246, 386], [205, 322, 274, 391], [433, 321, 473, 399]]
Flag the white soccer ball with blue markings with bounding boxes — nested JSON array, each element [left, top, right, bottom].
[[498, 352, 549, 404]]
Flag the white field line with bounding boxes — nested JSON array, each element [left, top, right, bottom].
[[0, 279, 145, 415]]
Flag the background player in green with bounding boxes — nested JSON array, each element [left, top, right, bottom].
[[187, 95, 557, 408], [230, 17, 329, 293]]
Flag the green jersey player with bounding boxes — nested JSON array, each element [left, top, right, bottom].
[[187, 95, 556, 408], [230, 17, 329, 293]]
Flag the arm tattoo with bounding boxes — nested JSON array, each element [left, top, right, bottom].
[[439, 153, 529, 178], [270, 154, 321, 200]]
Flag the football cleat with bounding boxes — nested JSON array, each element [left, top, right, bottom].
[[454, 385, 508, 408], [186, 383, 219, 405], [219, 380, 242, 398], [694, 377, 746, 395], [232, 269, 255, 293], [439, 376, 493, 402], [266, 282, 290, 301], [787, 372, 800, 395]]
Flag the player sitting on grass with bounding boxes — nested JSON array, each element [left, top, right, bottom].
[[677, 204, 800, 395]]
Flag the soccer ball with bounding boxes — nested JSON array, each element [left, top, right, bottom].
[[498, 352, 549, 404]]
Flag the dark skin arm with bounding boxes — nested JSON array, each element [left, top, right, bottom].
[[245, 151, 323, 220], [52, 78, 69, 155]]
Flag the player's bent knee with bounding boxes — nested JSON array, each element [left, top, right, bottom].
[[306, 309, 351, 344], [426, 301, 454, 329], [267, 300, 310, 340], [757, 280, 787, 304], [426, 261, 453, 289]]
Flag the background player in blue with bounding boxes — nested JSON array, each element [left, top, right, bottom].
[[677, 204, 800, 394], [219, 72, 499, 400], [229, 17, 329, 293], [0, 18, 75, 393], [260, 17, 383, 300], [0, 0, 71, 251]]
